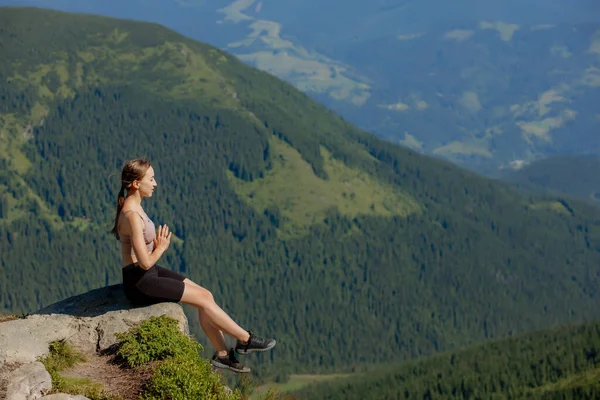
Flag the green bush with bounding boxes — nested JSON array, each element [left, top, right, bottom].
[[142, 356, 239, 400], [41, 339, 86, 373], [116, 314, 241, 400], [115, 315, 201, 368]]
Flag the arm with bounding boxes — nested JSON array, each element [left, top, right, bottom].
[[127, 213, 171, 270]]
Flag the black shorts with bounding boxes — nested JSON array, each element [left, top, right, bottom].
[[122, 263, 186, 306]]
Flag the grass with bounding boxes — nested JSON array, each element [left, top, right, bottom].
[[76, 42, 231, 104], [228, 137, 421, 237], [9, 145, 32, 175], [0, 170, 62, 227], [527, 201, 572, 215], [398, 132, 424, 150], [479, 21, 520, 41], [588, 30, 600, 55], [531, 24, 555, 31], [16, 61, 76, 100], [516, 111, 576, 144], [551, 45, 572, 59], [0, 114, 25, 175], [10, 34, 238, 109], [223, 8, 370, 105], [1, 119, 78, 228], [443, 29, 474, 42], [0, 111, 35, 175], [528, 366, 600, 395], [237, 51, 370, 105], [511, 88, 568, 118], [249, 373, 353, 399], [218, 0, 256, 23], [0, 185, 22, 222], [378, 102, 409, 111], [40, 339, 119, 400], [397, 32, 424, 41], [460, 91, 482, 113], [582, 67, 600, 87], [108, 28, 130, 45], [508, 88, 576, 143], [30, 102, 50, 125], [433, 140, 493, 158], [0, 112, 55, 224]]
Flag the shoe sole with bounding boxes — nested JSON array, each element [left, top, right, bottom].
[[210, 359, 251, 373], [235, 340, 276, 355]]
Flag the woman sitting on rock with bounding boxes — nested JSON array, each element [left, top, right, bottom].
[[111, 158, 275, 373]]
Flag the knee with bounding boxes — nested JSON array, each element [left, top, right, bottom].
[[194, 287, 215, 307], [203, 288, 214, 303], [181, 283, 216, 309]]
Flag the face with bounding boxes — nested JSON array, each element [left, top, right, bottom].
[[134, 166, 157, 198]]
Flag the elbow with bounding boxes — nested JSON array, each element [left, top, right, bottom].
[[137, 257, 153, 270], [134, 252, 153, 270], [132, 242, 158, 270], [138, 262, 152, 270]]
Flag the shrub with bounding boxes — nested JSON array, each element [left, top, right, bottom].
[[116, 314, 241, 400], [115, 315, 201, 368], [142, 355, 239, 400]]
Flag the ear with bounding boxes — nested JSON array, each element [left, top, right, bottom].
[[132, 180, 140, 190]]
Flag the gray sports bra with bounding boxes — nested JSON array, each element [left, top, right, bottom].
[[118, 209, 156, 254]]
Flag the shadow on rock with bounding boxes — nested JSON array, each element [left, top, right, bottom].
[[33, 284, 143, 318]]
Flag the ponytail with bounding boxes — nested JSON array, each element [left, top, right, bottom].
[[111, 183, 128, 239]]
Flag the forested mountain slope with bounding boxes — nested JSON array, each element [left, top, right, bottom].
[[294, 319, 600, 399], [502, 154, 600, 207], [2, 7, 600, 378]]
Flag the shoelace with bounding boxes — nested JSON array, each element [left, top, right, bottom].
[[254, 336, 268, 345]]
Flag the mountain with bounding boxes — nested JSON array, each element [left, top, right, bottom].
[[502, 154, 600, 206], [1, 0, 599, 175], [3, 6, 600, 382], [293, 319, 600, 399]]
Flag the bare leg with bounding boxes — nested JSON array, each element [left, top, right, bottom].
[[179, 280, 250, 343], [198, 309, 228, 356]]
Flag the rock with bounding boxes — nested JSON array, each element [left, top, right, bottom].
[[40, 395, 91, 400], [0, 284, 189, 368], [5, 361, 52, 400]]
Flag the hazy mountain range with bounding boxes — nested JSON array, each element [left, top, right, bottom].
[[2, 0, 599, 175]]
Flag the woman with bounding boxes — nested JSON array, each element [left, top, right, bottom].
[[111, 158, 275, 373]]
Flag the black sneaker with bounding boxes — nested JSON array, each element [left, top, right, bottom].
[[235, 331, 276, 355], [211, 348, 250, 373]]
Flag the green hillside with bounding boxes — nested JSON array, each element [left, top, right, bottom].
[[293, 319, 600, 399], [2, 6, 600, 381], [502, 154, 600, 206]]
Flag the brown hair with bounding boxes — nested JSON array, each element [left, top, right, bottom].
[[111, 158, 152, 239]]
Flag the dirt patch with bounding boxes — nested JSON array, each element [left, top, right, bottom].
[[60, 350, 155, 400], [0, 315, 19, 323]]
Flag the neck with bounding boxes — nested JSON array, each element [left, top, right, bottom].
[[125, 190, 143, 206]]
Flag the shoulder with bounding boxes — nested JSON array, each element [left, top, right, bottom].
[[121, 209, 145, 227]]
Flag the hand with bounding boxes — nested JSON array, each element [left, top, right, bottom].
[[154, 224, 172, 252]]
